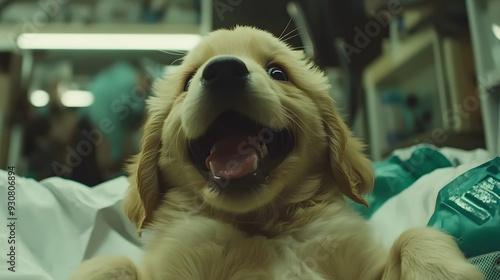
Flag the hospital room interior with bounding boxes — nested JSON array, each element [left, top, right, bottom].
[[0, 0, 499, 279]]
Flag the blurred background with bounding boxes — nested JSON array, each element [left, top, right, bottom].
[[0, 0, 498, 186]]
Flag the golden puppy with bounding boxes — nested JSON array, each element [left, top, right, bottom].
[[71, 27, 482, 280]]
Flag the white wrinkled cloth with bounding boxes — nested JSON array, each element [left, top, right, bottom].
[[0, 174, 142, 280], [0, 147, 494, 280]]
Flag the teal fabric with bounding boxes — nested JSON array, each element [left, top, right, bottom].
[[82, 61, 144, 161], [428, 157, 500, 258], [349, 147, 453, 217]]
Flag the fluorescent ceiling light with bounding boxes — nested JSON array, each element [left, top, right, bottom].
[[30, 90, 50, 107], [61, 90, 94, 107], [17, 33, 202, 50], [493, 24, 500, 41]]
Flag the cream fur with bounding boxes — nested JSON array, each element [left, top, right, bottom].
[[70, 26, 483, 280]]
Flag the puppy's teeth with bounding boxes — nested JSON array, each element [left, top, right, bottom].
[[261, 144, 268, 157], [209, 161, 216, 176], [210, 146, 215, 155], [252, 156, 258, 172]]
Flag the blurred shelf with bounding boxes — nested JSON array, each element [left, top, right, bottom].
[[365, 27, 435, 86], [364, 18, 485, 161], [364, 27, 449, 161]]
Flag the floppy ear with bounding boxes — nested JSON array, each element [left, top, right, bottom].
[[319, 96, 374, 207], [123, 101, 170, 233]]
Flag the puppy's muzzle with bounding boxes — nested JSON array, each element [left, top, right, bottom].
[[188, 56, 295, 194], [201, 56, 249, 93]]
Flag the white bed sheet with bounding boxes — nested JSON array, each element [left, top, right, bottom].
[[0, 146, 494, 280], [0, 175, 142, 280]]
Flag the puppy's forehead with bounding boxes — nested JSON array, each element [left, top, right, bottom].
[[182, 27, 291, 67]]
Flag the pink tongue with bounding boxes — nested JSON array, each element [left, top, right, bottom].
[[205, 134, 259, 179]]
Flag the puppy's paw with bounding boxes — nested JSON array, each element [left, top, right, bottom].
[[383, 227, 483, 280], [69, 255, 140, 280]]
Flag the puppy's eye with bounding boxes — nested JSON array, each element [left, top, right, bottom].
[[267, 66, 288, 81], [184, 76, 193, 92]]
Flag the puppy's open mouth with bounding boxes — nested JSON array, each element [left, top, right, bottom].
[[187, 111, 294, 192]]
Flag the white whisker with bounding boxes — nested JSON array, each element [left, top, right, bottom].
[[278, 18, 294, 40]]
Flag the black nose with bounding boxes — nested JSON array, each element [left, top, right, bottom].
[[201, 56, 249, 92]]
